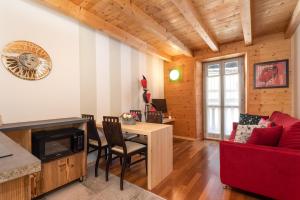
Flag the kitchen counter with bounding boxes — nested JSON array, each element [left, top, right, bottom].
[[0, 131, 41, 184], [0, 117, 87, 132]]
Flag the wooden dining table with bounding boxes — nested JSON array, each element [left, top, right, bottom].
[[97, 121, 173, 190]]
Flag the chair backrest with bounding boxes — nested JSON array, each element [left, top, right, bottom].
[[82, 114, 100, 141], [130, 110, 142, 122], [102, 116, 127, 153], [146, 111, 163, 124]]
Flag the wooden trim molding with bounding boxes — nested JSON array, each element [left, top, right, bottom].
[[285, 0, 300, 38], [170, 0, 219, 52], [239, 0, 252, 45], [35, 0, 172, 61], [111, 0, 192, 57]]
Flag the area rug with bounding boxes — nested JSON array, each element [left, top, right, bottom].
[[42, 167, 165, 200]]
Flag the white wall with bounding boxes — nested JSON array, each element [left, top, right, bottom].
[[90, 31, 164, 120], [76, 10, 165, 122], [292, 25, 300, 117], [79, 25, 97, 116], [0, 0, 164, 123], [0, 0, 80, 123]]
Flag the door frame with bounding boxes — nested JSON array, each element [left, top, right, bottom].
[[202, 56, 245, 140]]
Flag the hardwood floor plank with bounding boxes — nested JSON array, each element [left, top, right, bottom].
[[99, 139, 267, 200]]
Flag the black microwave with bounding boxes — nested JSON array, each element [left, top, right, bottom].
[[32, 128, 84, 162]]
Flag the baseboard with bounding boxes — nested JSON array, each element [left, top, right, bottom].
[[173, 135, 200, 141]]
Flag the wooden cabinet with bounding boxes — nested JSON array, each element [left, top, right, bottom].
[[67, 153, 83, 182], [30, 172, 41, 198], [40, 153, 84, 194], [0, 176, 31, 200]]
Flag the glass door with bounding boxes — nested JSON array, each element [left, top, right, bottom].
[[204, 57, 244, 140]]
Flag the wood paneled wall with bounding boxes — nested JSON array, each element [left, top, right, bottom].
[[164, 57, 198, 140], [164, 33, 293, 139]]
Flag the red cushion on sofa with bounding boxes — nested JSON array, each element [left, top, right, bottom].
[[279, 122, 300, 149], [247, 126, 283, 146]]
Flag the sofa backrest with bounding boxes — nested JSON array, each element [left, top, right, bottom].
[[270, 111, 299, 128], [270, 111, 300, 149]]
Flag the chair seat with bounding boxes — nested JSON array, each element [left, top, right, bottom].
[[89, 136, 107, 147], [131, 136, 148, 145], [112, 141, 146, 154], [123, 133, 138, 140]]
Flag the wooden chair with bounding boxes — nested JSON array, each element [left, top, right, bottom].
[[146, 111, 163, 124], [102, 116, 147, 190], [130, 110, 142, 122], [81, 114, 108, 177]]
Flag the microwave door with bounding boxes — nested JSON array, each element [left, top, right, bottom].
[[44, 137, 72, 160]]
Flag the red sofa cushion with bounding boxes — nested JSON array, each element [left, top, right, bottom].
[[270, 111, 300, 149], [247, 126, 283, 146], [279, 123, 300, 149], [229, 115, 269, 141], [220, 141, 300, 199]]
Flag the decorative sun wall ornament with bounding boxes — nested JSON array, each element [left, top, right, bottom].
[[1, 40, 52, 80]]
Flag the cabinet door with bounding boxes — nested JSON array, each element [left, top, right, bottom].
[[67, 153, 83, 182], [41, 158, 68, 193]]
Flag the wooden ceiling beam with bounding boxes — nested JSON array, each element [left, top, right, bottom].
[[285, 0, 300, 38], [239, 0, 252, 45], [35, 0, 172, 61], [111, 0, 192, 57], [170, 0, 219, 52]]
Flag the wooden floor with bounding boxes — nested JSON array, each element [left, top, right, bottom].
[[100, 139, 267, 200]]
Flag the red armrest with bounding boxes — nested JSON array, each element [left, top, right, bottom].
[[220, 141, 300, 199]]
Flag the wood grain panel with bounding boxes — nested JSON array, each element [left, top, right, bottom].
[[30, 172, 41, 198], [0, 176, 30, 200], [43, 0, 297, 56], [165, 33, 292, 140], [4, 130, 32, 152], [164, 57, 200, 139], [41, 153, 85, 194], [148, 125, 173, 189]]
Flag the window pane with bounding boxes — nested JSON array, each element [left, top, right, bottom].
[[224, 74, 239, 106], [207, 106, 221, 134], [224, 107, 239, 136], [225, 61, 238, 74], [207, 64, 220, 76], [207, 76, 220, 106]]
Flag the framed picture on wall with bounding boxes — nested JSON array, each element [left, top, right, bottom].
[[254, 59, 289, 89]]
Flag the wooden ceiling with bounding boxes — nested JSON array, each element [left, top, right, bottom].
[[37, 0, 299, 61]]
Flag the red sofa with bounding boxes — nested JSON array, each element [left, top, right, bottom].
[[220, 111, 300, 200]]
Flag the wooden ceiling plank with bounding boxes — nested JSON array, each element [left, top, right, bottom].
[[78, 0, 99, 10], [170, 0, 219, 52], [285, 0, 300, 38], [239, 0, 252, 45], [111, 0, 192, 57], [35, 0, 171, 61]]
